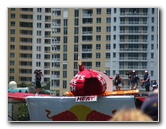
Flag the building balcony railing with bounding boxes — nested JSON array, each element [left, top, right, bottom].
[[119, 39, 148, 42], [52, 41, 60, 44], [120, 30, 148, 33], [82, 31, 93, 34], [82, 49, 92, 52], [51, 75, 60, 78], [119, 57, 147, 60], [119, 48, 147, 51], [51, 58, 60, 61], [120, 12, 148, 16], [119, 66, 147, 70], [120, 21, 147, 24]]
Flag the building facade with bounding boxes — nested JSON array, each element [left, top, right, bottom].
[[8, 8, 159, 96]]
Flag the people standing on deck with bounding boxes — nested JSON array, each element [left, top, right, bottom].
[[113, 73, 124, 91], [140, 70, 150, 96], [128, 70, 140, 90]]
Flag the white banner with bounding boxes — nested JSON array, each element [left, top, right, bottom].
[[26, 96, 136, 121]]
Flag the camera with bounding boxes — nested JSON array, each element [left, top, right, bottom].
[[125, 71, 132, 76], [34, 69, 42, 75]]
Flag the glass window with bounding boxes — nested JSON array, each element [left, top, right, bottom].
[[113, 53, 116, 58], [151, 26, 154, 32], [151, 53, 154, 58], [74, 10, 79, 17], [11, 21, 15, 26], [96, 8, 101, 14], [96, 53, 101, 58], [96, 18, 101, 23], [63, 71, 67, 78], [10, 45, 15, 50], [114, 17, 116, 22], [74, 45, 78, 52], [113, 35, 116, 40], [106, 35, 111, 41], [106, 44, 110, 50], [113, 26, 116, 31], [74, 27, 79, 34], [64, 19, 68, 26], [113, 44, 116, 49], [64, 27, 68, 35], [63, 64, 67, 69], [11, 14, 15, 19], [151, 35, 154, 41], [74, 36, 78, 43], [106, 53, 110, 58], [10, 60, 14, 66], [151, 44, 154, 50], [37, 23, 41, 28], [74, 53, 78, 60], [106, 18, 111, 23], [74, 18, 79, 26], [64, 36, 67, 43], [37, 8, 42, 12], [151, 17, 154, 23], [10, 37, 15, 42], [63, 53, 67, 61], [96, 35, 101, 41], [114, 8, 116, 13], [96, 26, 101, 32], [63, 45, 67, 52], [10, 53, 15, 58], [152, 8, 155, 14], [107, 8, 111, 14], [96, 44, 101, 50], [106, 26, 111, 32], [63, 80, 67, 89], [96, 62, 101, 67], [10, 29, 15, 34]]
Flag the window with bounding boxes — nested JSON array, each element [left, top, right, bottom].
[[151, 26, 154, 32], [151, 71, 154, 76], [107, 8, 111, 14], [96, 26, 101, 32], [151, 44, 154, 50], [36, 54, 41, 59], [113, 35, 116, 40], [37, 15, 42, 20], [10, 60, 14, 66], [96, 8, 101, 14], [96, 44, 101, 50], [64, 19, 68, 26], [96, 53, 101, 58], [74, 18, 79, 26], [113, 44, 116, 49], [11, 14, 15, 19], [64, 27, 68, 35], [10, 37, 15, 42], [36, 62, 41, 67], [113, 26, 116, 31], [64, 36, 67, 43], [151, 53, 154, 58], [36, 46, 41, 51], [37, 8, 42, 12], [37, 31, 41, 36], [114, 8, 116, 13], [96, 35, 101, 41], [74, 10, 79, 17], [63, 45, 67, 52], [106, 26, 111, 32], [106, 53, 110, 58], [74, 36, 78, 43], [63, 53, 67, 61], [106, 35, 111, 41], [106, 18, 111, 23], [96, 62, 100, 67], [63, 71, 67, 78], [10, 45, 15, 50], [63, 64, 67, 69], [113, 53, 116, 58], [152, 8, 155, 14], [10, 53, 15, 58], [74, 53, 78, 60], [151, 35, 154, 41], [96, 18, 101, 23], [11, 21, 15, 26], [11, 8, 15, 11], [114, 17, 116, 22], [74, 45, 78, 52], [37, 23, 42, 28], [63, 80, 67, 89], [106, 44, 110, 50], [10, 68, 14, 73], [37, 38, 41, 43], [151, 17, 154, 23], [74, 27, 79, 34], [10, 29, 15, 34]]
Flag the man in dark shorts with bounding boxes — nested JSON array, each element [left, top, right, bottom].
[[35, 70, 43, 96], [141, 71, 150, 96]]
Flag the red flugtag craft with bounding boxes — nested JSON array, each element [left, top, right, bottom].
[[69, 65, 107, 96]]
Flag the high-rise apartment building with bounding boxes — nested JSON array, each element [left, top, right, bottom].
[[8, 8, 159, 96]]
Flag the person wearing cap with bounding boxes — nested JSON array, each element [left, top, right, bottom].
[[128, 70, 140, 90], [141, 91, 158, 121], [113, 73, 124, 91], [141, 71, 150, 96]]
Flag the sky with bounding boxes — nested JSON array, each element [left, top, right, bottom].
[[1, 0, 164, 128]]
